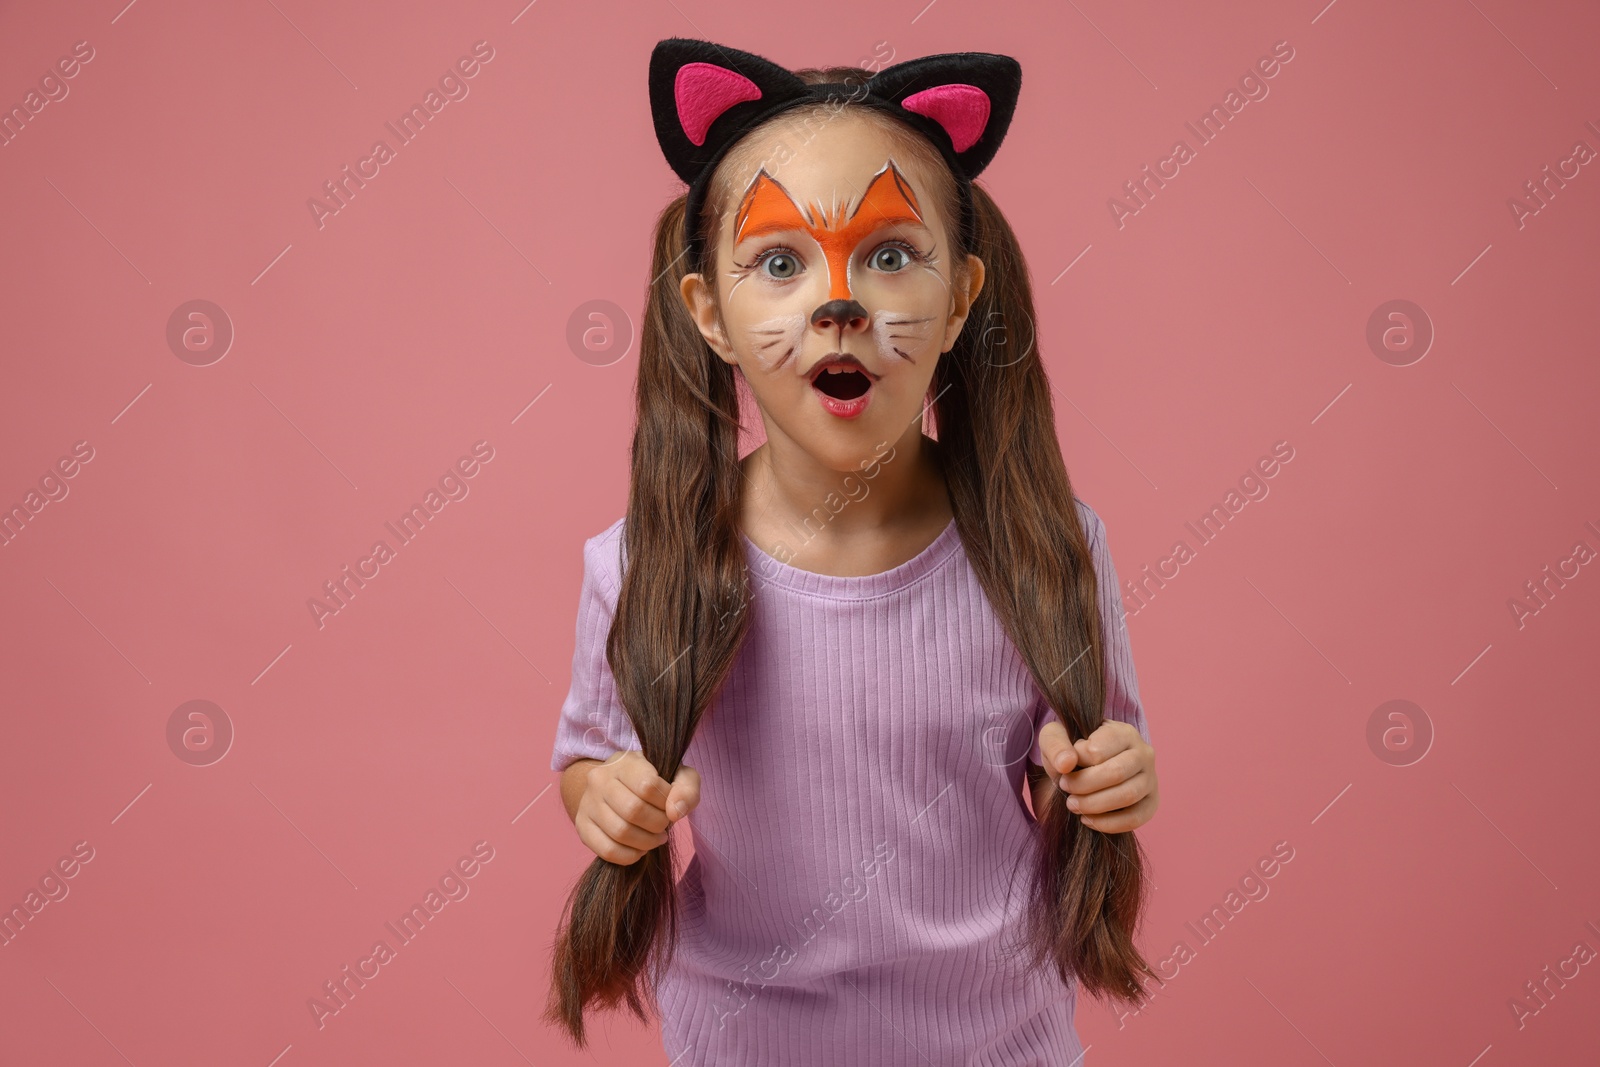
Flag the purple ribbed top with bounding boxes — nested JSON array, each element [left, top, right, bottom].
[[550, 498, 1150, 1065]]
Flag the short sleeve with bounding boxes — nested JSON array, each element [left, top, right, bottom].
[[1029, 503, 1151, 767], [549, 521, 641, 773]]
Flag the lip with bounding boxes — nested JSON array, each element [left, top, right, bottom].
[[812, 382, 876, 419], [807, 352, 876, 420], [812, 379, 873, 419]]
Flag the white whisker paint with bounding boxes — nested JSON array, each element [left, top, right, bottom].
[[871, 309, 936, 364], [747, 311, 809, 370]]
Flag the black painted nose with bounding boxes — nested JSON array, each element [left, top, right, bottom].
[[811, 299, 869, 331]]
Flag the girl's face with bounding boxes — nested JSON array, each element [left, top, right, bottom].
[[680, 110, 985, 472]]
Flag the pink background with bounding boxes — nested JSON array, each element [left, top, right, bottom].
[[2, 1, 1597, 1064]]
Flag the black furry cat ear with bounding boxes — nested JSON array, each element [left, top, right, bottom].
[[863, 51, 1022, 181], [648, 38, 811, 187], [648, 38, 1023, 189]]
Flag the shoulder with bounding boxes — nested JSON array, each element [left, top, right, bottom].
[[581, 517, 627, 600], [1072, 497, 1107, 552]]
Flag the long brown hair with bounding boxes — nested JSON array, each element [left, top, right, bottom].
[[546, 65, 1159, 1047]]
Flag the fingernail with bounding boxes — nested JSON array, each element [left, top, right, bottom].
[[669, 802, 685, 819]]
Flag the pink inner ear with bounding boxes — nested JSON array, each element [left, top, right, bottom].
[[675, 62, 764, 146], [900, 84, 991, 153]]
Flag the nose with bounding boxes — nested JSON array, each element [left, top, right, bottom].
[[811, 299, 870, 333]]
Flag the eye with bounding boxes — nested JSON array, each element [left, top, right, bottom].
[[753, 247, 802, 280], [869, 240, 921, 272]]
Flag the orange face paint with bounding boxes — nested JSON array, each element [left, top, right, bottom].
[[732, 161, 927, 302]]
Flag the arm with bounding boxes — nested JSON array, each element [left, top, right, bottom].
[[560, 758, 602, 824], [548, 527, 703, 861], [1028, 504, 1158, 830]]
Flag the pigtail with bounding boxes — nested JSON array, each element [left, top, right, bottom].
[[936, 183, 1161, 1001], [543, 195, 753, 1045]]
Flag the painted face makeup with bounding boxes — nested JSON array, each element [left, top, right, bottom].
[[720, 157, 954, 423]]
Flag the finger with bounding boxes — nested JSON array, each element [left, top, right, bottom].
[[604, 775, 671, 834], [592, 795, 673, 850], [1073, 721, 1137, 768], [666, 764, 701, 821], [1036, 720, 1077, 776], [1078, 791, 1159, 834], [575, 812, 656, 865], [619, 752, 674, 810], [1065, 769, 1151, 816], [1062, 747, 1143, 796]]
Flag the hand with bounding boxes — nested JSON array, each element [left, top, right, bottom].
[[573, 751, 701, 865], [1035, 720, 1158, 834]]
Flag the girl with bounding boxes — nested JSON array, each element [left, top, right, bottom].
[[546, 37, 1161, 1064]]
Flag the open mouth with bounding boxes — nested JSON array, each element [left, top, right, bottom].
[[808, 355, 877, 419], [813, 367, 872, 401]]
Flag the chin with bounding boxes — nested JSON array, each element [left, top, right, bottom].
[[795, 415, 905, 471]]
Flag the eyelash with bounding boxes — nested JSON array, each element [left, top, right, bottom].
[[749, 239, 929, 274]]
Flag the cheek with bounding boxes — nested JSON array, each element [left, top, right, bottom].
[[864, 276, 951, 364], [742, 310, 810, 370]]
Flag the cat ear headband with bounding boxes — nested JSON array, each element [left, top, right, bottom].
[[648, 37, 1022, 272]]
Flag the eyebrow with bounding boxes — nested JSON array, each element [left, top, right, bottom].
[[735, 217, 807, 242], [735, 210, 932, 245]]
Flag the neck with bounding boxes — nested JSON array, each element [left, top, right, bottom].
[[742, 416, 948, 538]]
